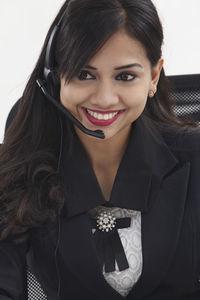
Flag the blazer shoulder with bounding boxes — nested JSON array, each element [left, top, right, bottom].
[[177, 126, 200, 153], [158, 124, 200, 165]]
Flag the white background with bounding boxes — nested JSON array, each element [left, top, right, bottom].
[[0, 0, 200, 142]]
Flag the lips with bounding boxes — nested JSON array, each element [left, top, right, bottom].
[[81, 107, 125, 127]]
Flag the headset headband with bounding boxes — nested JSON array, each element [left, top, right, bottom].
[[44, 11, 66, 83]]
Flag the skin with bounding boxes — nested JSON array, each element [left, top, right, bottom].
[[60, 29, 163, 200]]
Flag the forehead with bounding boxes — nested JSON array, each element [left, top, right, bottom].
[[88, 29, 150, 69]]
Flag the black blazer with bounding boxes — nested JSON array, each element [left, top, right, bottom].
[[1, 115, 200, 300]]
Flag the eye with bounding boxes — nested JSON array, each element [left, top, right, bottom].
[[115, 72, 136, 82], [77, 70, 95, 81], [76, 70, 136, 82]]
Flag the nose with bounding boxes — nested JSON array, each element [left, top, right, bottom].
[[90, 81, 119, 108]]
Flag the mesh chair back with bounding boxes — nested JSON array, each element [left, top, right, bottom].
[[168, 74, 200, 124], [27, 268, 47, 300]]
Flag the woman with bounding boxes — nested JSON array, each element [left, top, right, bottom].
[[0, 0, 200, 299]]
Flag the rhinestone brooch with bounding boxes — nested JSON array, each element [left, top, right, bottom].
[[97, 211, 116, 232]]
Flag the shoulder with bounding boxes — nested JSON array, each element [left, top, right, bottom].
[[159, 124, 200, 157]]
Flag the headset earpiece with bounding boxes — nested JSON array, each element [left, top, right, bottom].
[[45, 71, 57, 97]]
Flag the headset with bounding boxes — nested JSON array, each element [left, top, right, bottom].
[[36, 10, 105, 140], [35, 8, 107, 299]]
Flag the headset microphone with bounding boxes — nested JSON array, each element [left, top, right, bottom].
[[36, 11, 105, 139], [36, 79, 105, 139]]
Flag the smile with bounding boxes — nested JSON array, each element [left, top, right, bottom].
[[86, 109, 119, 120], [82, 107, 125, 126]]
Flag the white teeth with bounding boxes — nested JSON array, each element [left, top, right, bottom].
[[86, 109, 119, 120]]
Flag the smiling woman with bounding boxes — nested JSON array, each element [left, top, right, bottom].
[[1, 1, 200, 300]]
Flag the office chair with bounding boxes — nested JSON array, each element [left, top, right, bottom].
[[168, 73, 200, 124], [2, 73, 200, 299]]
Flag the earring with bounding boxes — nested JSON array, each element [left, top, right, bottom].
[[148, 90, 155, 98]]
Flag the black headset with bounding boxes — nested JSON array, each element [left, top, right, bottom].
[[36, 9, 106, 299], [36, 11, 105, 139]]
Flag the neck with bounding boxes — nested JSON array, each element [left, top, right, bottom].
[[74, 125, 132, 170]]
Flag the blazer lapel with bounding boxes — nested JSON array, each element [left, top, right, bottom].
[[127, 162, 191, 299]]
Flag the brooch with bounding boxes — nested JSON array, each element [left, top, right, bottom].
[[96, 211, 116, 232]]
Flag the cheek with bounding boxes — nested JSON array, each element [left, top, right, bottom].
[[124, 88, 148, 109], [60, 86, 84, 109]]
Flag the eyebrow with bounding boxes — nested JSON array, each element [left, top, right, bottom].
[[83, 63, 143, 70]]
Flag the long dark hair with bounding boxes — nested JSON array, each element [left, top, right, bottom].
[[0, 0, 197, 241]]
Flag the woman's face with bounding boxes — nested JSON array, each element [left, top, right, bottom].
[[60, 29, 163, 141]]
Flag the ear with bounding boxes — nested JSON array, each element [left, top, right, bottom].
[[150, 58, 164, 93]]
